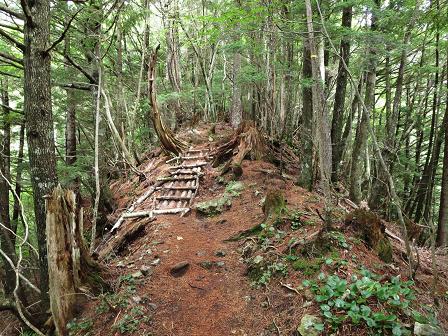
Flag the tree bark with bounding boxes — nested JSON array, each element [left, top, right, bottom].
[[304, 0, 332, 197], [46, 186, 105, 335], [331, 4, 352, 182], [349, 6, 378, 204], [0, 78, 15, 296], [437, 66, 448, 245], [22, 0, 58, 313]]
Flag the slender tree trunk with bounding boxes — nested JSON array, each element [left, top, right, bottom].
[[23, 0, 58, 313], [331, 4, 352, 182], [437, 62, 448, 245], [0, 78, 15, 296], [349, 7, 378, 204], [305, 0, 332, 197], [231, 48, 242, 128]]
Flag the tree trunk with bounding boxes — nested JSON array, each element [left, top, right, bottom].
[[349, 6, 378, 204], [148, 45, 187, 155], [304, 0, 332, 198], [0, 78, 15, 296], [231, 49, 242, 128], [23, 0, 58, 313], [437, 67, 448, 245], [331, 4, 352, 182]]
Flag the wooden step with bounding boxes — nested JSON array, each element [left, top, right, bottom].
[[156, 196, 192, 201], [169, 162, 207, 169], [163, 186, 197, 191], [152, 208, 190, 215], [170, 170, 203, 176], [158, 176, 197, 182], [181, 155, 208, 160]]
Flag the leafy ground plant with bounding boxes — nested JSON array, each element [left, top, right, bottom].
[[303, 269, 419, 335]]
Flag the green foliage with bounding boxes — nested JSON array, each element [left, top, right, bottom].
[[248, 255, 288, 287], [291, 257, 323, 275], [114, 306, 150, 334], [303, 269, 420, 335], [67, 317, 94, 336]]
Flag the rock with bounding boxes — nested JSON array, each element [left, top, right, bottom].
[[215, 250, 226, 257], [216, 219, 228, 225], [140, 265, 152, 276], [297, 314, 323, 336], [195, 196, 232, 216], [216, 261, 225, 268], [414, 322, 444, 336], [131, 271, 143, 279], [199, 261, 213, 270], [170, 261, 190, 277], [150, 258, 160, 266], [132, 296, 142, 303], [196, 250, 206, 257]]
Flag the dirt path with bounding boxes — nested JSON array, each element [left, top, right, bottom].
[[108, 161, 306, 336]]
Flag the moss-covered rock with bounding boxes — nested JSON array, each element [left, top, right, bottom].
[[195, 196, 232, 216]]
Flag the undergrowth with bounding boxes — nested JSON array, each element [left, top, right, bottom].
[[302, 268, 435, 335]]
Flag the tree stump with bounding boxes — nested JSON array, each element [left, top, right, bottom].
[[46, 186, 106, 335]]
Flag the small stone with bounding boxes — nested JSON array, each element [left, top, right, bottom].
[[302, 301, 313, 308], [297, 314, 323, 336], [140, 265, 152, 276], [216, 261, 225, 268], [131, 271, 143, 279], [151, 258, 161, 266], [146, 249, 152, 255], [199, 261, 213, 270], [216, 219, 227, 225], [414, 322, 444, 336], [170, 261, 190, 277], [177, 236, 183, 240], [215, 250, 226, 257], [196, 250, 206, 257], [132, 296, 142, 303], [243, 295, 252, 302]]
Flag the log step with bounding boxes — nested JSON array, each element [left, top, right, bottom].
[[158, 176, 197, 182], [170, 170, 203, 176], [169, 162, 207, 169], [156, 196, 192, 201], [152, 208, 190, 215], [163, 186, 197, 191], [181, 155, 208, 160]]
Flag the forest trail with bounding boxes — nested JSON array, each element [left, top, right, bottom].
[[79, 125, 448, 336]]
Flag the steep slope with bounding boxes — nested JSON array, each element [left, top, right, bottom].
[[71, 124, 448, 336]]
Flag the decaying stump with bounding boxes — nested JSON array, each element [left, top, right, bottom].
[[345, 209, 393, 262], [148, 44, 187, 155], [46, 186, 106, 335], [212, 121, 266, 177], [211, 121, 300, 177]]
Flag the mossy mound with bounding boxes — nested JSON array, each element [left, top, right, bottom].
[[195, 196, 232, 216], [292, 257, 323, 275], [262, 189, 287, 219], [345, 209, 393, 263]]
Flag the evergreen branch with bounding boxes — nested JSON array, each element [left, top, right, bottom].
[[0, 4, 24, 20], [46, 8, 83, 54], [0, 28, 24, 51]]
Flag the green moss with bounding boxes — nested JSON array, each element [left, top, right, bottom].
[[376, 237, 393, 263], [195, 196, 232, 216], [292, 257, 323, 275], [225, 181, 244, 196]]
